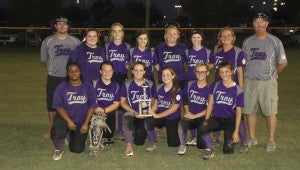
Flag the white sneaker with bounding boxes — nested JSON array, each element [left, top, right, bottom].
[[203, 149, 214, 160], [186, 137, 197, 146], [146, 143, 157, 152], [125, 143, 133, 156], [52, 150, 64, 161], [266, 141, 276, 152], [177, 145, 186, 155], [247, 138, 258, 147]]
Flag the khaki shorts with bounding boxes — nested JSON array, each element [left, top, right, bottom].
[[244, 78, 278, 116]]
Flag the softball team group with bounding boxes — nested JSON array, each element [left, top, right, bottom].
[[41, 12, 287, 161]]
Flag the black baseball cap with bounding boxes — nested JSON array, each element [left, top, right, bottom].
[[56, 16, 69, 23], [253, 12, 269, 22], [191, 29, 203, 38]]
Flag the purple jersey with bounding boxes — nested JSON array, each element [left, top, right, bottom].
[[130, 48, 154, 80], [105, 42, 130, 74], [52, 81, 97, 125], [183, 81, 210, 114], [209, 46, 245, 84], [69, 43, 106, 82], [154, 84, 182, 120], [186, 47, 212, 81], [209, 81, 244, 118], [93, 79, 120, 115], [153, 43, 187, 81], [120, 79, 155, 111]]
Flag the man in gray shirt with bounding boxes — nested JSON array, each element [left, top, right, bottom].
[[243, 12, 287, 152], [41, 17, 80, 139]]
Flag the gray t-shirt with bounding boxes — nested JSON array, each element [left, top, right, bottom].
[[243, 33, 287, 80], [40, 34, 80, 77]]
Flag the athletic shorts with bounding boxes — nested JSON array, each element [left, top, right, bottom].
[[244, 78, 278, 116], [46, 75, 66, 112]]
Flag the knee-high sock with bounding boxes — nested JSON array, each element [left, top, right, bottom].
[[53, 138, 64, 151], [239, 121, 247, 145], [123, 130, 133, 144], [201, 134, 213, 150], [147, 130, 156, 143], [191, 129, 196, 138], [213, 131, 221, 141], [118, 110, 123, 133]]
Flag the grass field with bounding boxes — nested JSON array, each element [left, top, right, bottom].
[[0, 47, 299, 170]]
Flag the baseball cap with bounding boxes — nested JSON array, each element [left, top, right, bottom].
[[56, 16, 69, 23], [253, 12, 269, 22], [191, 29, 203, 38]]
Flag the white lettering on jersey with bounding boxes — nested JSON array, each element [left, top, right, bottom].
[[67, 92, 87, 105], [87, 52, 104, 63], [163, 52, 181, 63], [215, 91, 233, 105]]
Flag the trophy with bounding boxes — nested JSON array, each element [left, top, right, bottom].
[[138, 83, 152, 117]]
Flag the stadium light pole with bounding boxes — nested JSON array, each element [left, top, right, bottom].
[[145, 0, 150, 28], [174, 4, 182, 17]]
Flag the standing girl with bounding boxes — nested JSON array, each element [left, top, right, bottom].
[[153, 25, 187, 90], [105, 22, 131, 138], [209, 28, 247, 153], [130, 30, 154, 82], [69, 29, 106, 82]]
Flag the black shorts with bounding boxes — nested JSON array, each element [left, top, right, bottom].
[[46, 75, 66, 112], [51, 114, 88, 153], [112, 73, 127, 86], [152, 118, 180, 147]]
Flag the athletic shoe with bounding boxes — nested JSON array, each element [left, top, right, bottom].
[[266, 141, 276, 152], [52, 150, 64, 161], [203, 149, 214, 160], [43, 129, 51, 140], [90, 148, 99, 156], [103, 138, 114, 145], [186, 137, 197, 146], [125, 143, 133, 156], [156, 128, 164, 138], [146, 143, 157, 152], [64, 137, 69, 146], [247, 138, 258, 147], [239, 144, 249, 154], [177, 145, 186, 155], [115, 132, 124, 141], [212, 139, 220, 149]]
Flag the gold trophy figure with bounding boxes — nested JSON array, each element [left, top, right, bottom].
[[138, 83, 152, 117]]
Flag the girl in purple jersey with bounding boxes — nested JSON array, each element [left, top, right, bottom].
[[153, 25, 187, 90], [177, 63, 210, 155], [185, 30, 213, 145], [209, 27, 245, 86], [92, 61, 120, 148], [209, 28, 248, 153], [149, 67, 182, 147], [51, 62, 96, 160], [198, 61, 243, 160], [69, 29, 106, 82], [130, 30, 154, 82], [186, 30, 213, 81], [120, 62, 156, 156], [105, 22, 131, 138]]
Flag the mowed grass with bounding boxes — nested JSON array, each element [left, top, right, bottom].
[[0, 47, 299, 170]]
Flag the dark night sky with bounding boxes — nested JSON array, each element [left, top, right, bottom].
[[1, 0, 275, 21]]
